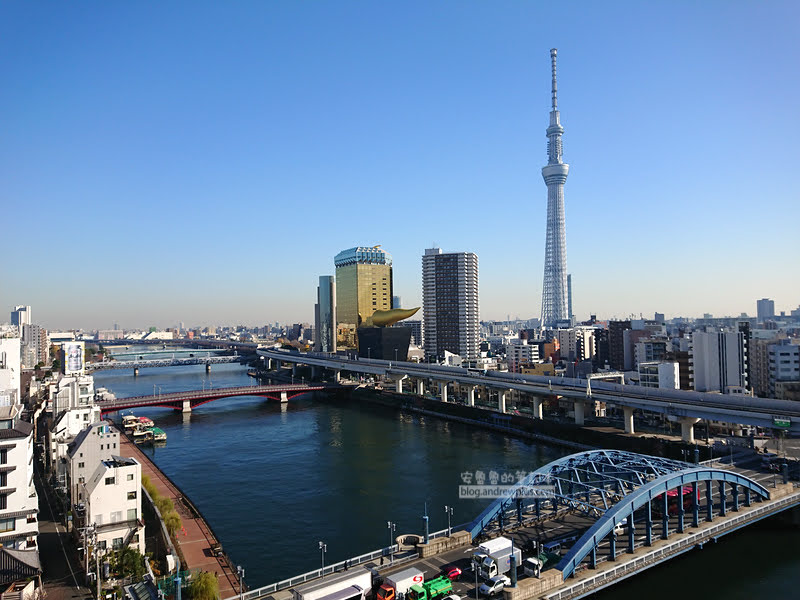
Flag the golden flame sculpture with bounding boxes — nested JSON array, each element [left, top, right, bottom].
[[362, 307, 420, 328]]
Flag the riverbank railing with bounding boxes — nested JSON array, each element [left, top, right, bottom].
[[229, 526, 462, 600]]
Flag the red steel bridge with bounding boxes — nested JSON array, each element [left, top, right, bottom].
[[97, 383, 332, 414]]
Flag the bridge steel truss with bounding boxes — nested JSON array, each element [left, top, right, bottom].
[[465, 450, 770, 581]]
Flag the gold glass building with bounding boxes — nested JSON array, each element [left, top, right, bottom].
[[334, 246, 393, 347]]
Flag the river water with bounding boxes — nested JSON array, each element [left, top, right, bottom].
[[92, 360, 800, 595]]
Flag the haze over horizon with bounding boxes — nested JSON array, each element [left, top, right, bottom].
[[2, 1, 799, 331]]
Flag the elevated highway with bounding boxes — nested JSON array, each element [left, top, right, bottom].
[[257, 349, 800, 440]]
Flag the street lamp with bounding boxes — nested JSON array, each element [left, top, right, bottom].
[[387, 521, 396, 564], [394, 348, 399, 363], [319, 541, 327, 575], [237, 565, 245, 600], [445, 505, 453, 537]]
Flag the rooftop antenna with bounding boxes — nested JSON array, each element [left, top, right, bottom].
[[550, 48, 558, 110]]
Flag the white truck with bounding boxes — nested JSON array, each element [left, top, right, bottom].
[[471, 537, 522, 581], [376, 567, 425, 600], [292, 567, 373, 600]]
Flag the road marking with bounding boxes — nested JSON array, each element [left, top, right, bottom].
[[37, 471, 82, 590]]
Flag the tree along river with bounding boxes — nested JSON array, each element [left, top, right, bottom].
[[92, 361, 800, 596]]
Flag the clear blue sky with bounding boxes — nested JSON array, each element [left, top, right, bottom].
[[2, 1, 798, 330]]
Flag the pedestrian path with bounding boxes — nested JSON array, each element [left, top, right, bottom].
[[118, 433, 240, 598]]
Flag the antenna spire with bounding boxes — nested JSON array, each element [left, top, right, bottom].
[[550, 48, 558, 110]]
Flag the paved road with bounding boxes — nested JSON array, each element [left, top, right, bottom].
[[35, 464, 93, 600]]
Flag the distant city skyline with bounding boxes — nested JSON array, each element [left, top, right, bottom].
[[2, 2, 799, 329]]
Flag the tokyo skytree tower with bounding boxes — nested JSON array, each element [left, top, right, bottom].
[[540, 48, 569, 328]]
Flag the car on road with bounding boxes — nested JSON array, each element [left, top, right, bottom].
[[443, 595, 461, 600], [444, 566, 462, 581], [478, 575, 510, 596]]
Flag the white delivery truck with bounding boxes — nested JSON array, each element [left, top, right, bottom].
[[376, 567, 426, 600], [471, 537, 513, 573], [478, 546, 521, 581], [292, 567, 373, 600]]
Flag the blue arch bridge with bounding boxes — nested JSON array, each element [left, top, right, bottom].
[[467, 449, 780, 581], [231, 449, 799, 600]]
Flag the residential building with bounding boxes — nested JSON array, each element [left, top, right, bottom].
[[608, 320, 631, 370], [520, 363, 556, 377], [422, 248, 479, 361], [334, 246, 393, 347], [768, 339, 800, 399], [750, 337, 778, 397], [82, 456, 144, 554], [756, 298, 775, 323], [0, 337, 21, 406], [506, 340, 540, 373], [638, 361, 680, 389], [0, 404, 38, 550], [313, 276, 336, 353], [21, 325, 49, 369], [395, 319, 423, 347], [691, 330, 748, 392], [634, 339, 669, 368], [67, 421, 120, 508], [556, 327, 595, 363]]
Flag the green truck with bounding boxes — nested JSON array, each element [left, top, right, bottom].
[[406, 576, 453, 600]]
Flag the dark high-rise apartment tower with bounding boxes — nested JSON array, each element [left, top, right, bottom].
[[422, 248, 479, 362], [540, 49, 570, 328], [314, 276, 336, 353]]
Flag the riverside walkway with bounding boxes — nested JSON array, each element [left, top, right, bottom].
[[118, 431, 241, 598]]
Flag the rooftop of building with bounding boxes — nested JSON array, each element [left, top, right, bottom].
[[334, 245, 392, 267], [102, 455, 138, 468]]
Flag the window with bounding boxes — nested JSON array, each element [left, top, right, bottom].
[[112, 538, 123, 549], [105, 477, 115, 485], [98, 540, 107, 550], [0, 473, 6, 487], [0, 518, 14, 533], [113, 443, 116, 448], [131, 534, 139, 543], [126, 474, 134, 481], [83, 414, 89, 421], [127, 508, 137, 521], [0, 450, 6, 465], [0, 495, 6, 510], [78, 462, 84, 469], [127, 491, 137, 500]]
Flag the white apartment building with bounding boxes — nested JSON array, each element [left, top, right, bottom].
[[506, 340, 540, 372], [0, 337, 22, 406], [422, 248, 479, 361], [10, 307, 31, 330], [556, 327, 596, 362], [83, 456, 144, 554], [691, 330, 748, 392], [768, 339, 800, 398], [67, 422, 120, 507], [638, 361, 679, 389], [0, 405, 38, 550]]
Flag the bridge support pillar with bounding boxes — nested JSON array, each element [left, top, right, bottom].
[[466, 385, 476, 407], [677, 486, 685, 533], [516, 498, 523, 524], [182, 400, 192, 414], [311, 366, 319, 380], [706, 480, 713, 522], [645, 502, 652, 546], [392, 375, 407, 394], [623, 407, 635, 434], [745, 487, 751, 507], [533, 396, 543, 419], [573, 401, 585, 426], [719, 481, 727, 516], [692, 482, 699, 528], [205, 363, 211, 373], [608, 533, 616, 561], [679, 417, 700, 444], [661, 491, 669, 539], [590, 546, 596, 569], [498, 390, 507, 413], [416, 379, 425, 396], [133, 368, 139, 376], [439, 381, 448, 403], [280, 391, 288, 403], [732, 483, 739, 512], [333, 370, 341, 383], [292, 365, 297, 377]]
